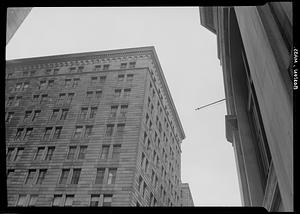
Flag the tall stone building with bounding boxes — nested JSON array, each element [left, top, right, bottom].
[[200, 3, 293, 212], [180, 183, 194, 206], [5, 46, 185, 207]]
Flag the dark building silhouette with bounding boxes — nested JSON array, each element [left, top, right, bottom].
[[200, 3, 293, 211], [5, 47, 185, 207]]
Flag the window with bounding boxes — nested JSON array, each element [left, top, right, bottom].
[[32, 110, 41, 121], [103, 195, 113, 207], [90, 194, 100, 207], [53, 68, 59, 75], [15, 96, 22, 106], [34, 147, 45, 161], [90, 107, 97, 119], [118, 74, 125, 81], [45, 147, 55, 161], [91, 76, 97, 84], [106, 124, 114, 136], [80, 108, 88, 119], [7, 169, 15, 180], [28, 195, 38, 206], [77, 66, 84, 73], [101, 145, 109, 160], [40, 94, 48, 104], [24, 111, 32, 122], [7, 96, 14, 106], [112, 145, 121, 160], [126, 74, 134, 81], [85, 125, 93, 137], [7, 148, 15, 161], [48, 80, 54, 88], [36, 169, 47, 184], [116, 123, 125, 136], [51, 109, 59, 121], [60, 109, 69, 120], [123, 88, 131, 97], [14, 148, 24, 161], [16, 194, 27, 207], [71, 169, 81, 184], [23, 82, 29, 91], [67, 93, 74, 104], [69, 67, 76, 72], [100, 76, 106, 83], [120, 105, 128, 117], [74, 126, 83, 139], [67, 146, 77, 160], [110, 105, 118, 117], [129, 61, 136, 68], [73, 78, 80, 87], [96, 90, 102, 98], [114, 89, 121, 97], [53, 127, 62, 139], [103, 64, 110, 70], [25, 169, 36, 184], [78, 146, 87, 160], [86, 91, 93, 99], [15, 128, 24, 141], [95, 168, 105, 184], [120, 63, 127, 69], [138, 176, 143, 192], [58, 93, 65, 104], [15, 83, 22, 92], [107, 168, 117, 184], [65, 195, 74, 206], [95, 65, 101, 71], [59, 169, 70, 184], [43, 127, 52, 141], [52, 195, 62, 207], [24, 128, 33, 140]]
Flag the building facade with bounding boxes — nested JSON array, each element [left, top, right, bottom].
[[180, 183, 194, 206], [5, 46, 185, 207], [6, 7, 32, 45], [200, 3, 293, 212]]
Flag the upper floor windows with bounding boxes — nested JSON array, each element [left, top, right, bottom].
[[129, 61, 136, 68], [14, 82, 29, 92], [73, 125, 93, 139], [39, 80, 54, 90], [105, 123, 125, 137], [5, 112, 14, 123], [120, 63, 127, 69], [103, 64, 110, 71], [126, 74, 134, 81]]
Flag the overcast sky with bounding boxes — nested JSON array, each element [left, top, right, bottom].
[[6, 7, 241, 206]]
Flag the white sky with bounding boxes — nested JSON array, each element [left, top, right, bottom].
[[6, 7, 241, 206]]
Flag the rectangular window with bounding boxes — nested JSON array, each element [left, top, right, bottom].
[[110, 105, 118, 117], [120, 63, 127, 69], [7, 169, 14, 181], [80, 107, 88, 119], [53, 68, 59, 75], [25, 169, 36, 184], [28, 195, 38, 206], [94, 65, 101, 71], [70, 169, 81, 184], [103, 194, 113, 207], [116, 123, 125, 136], [15, 83, 22, 92], [67, 93, 74, 104], [65, 195, 74, 206], [73, 78, 80, 87], [24, 128, 33, 140], [112, 145, 121, 160], [126, 74, 134, 81], [15, 96, 22, 106], [40, 94, 48, 104], [107, 168, 117, 184], [52, 195, 62, 207], [123, 88, 131, 97], [45, 69, 51, 75], [7, 148, 15, 161], [95, 168, 105, 184], [36, 169, 47, 184], [84, 125, 93, 137], [60, 109, 68, 120], [24, 111, 32, 122], [78, 146, 87, 160], [48, 80, 54, 88], [118, 74, 125, 81], [90, 194, 100, 207], [91, 76, 98, 84], [34, 147, 45, 161], [86, 91, 93, 99], [32, 110, 41, 121], [59, 169, 70, 184], [16, 194, 27, 206], [103, 64, 110, 70], [58, 93, 66, 104], [53, 126, 62, 139], [51, 109, 59, 121], [14, 148, 24, 161], [114, 89, 121, 97], [7, 96, 14, 106], [74, 126, 83, 139], [129, 61, 136, 68], [106, 124, 114, 136], [15, 128, 24, 141], [77, 66, 84, 73], [120, 105, 128, 117], [43, 127, 52, 141], [23, 71, 29, 77], [100, 76, 106, 83], [45, 147, 55, 161], [23, 82, 29, 91], [67, 146, 77, 160], [96, 90, 102, 98], [101, 145, 109, 159], [90, 107, 97, 119], [69, 67, 76, 72]]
